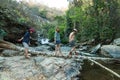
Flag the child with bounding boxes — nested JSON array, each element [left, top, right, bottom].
[[54, 27, 63, 56], [69, 28, 77, 57], [18, 28, 35, 58]]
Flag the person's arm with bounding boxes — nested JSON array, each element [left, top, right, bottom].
[[18, 37, 23, 42], [69, 32, 73, 42], [54, 32, 57, 43], [18, 32, 28, 42]]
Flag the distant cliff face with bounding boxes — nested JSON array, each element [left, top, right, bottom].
[[0, 0, 65, 44]]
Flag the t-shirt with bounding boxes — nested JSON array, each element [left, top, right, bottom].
[[22, 32, 30, 44], [54, 31, 60, 41]]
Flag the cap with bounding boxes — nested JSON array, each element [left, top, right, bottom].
[[29, 28, 35, 32], [73, 28, 77, 32]]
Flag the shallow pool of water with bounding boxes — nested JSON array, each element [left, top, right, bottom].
[[80, 60, 120, 80]]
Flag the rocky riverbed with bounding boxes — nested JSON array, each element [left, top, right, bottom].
[[0, 46, 83, 80], [0, 38, 120, 80]]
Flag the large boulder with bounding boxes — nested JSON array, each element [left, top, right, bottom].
[[101, 45, 120, 58], [113, 38, 120, 46]]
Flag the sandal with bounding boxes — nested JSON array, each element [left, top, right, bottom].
[[68, 52, 72, 57], [75, 52, 78, 55], [25, 55, 30, 59]]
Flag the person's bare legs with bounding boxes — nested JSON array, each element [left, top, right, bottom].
[[58, 44, 63, 56], [24, 48, 30, 58], [69, 46, 76, 57], [55, 44, 63, 56], [55, 45, 58, 55]]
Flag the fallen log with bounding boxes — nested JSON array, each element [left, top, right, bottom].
[[0, 40, 118, 61], [76, 55, 114, 60], [0, 40, 18, 50]]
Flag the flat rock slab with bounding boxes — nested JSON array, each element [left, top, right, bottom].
[[0, 55, 83, 80]]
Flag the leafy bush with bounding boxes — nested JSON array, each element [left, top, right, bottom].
[[66, 0, 120, 43], [48, 27, 55, 41]]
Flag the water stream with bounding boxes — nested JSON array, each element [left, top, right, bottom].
[[80, 60, 120, 80]]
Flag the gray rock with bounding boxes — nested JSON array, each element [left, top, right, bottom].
[[101, 45, 120, 58], [90, 44, 101, 54], [113, 38, 120, 46], [0, 57, 5, 64], [0, 57, 5, 69], [34, 57, 45, 66], [2, 50, 20, 57], [0, 45, 84, 80], [39, 58, 55, 78]]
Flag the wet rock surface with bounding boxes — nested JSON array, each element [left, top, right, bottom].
[[101, 45, 120, 58], [113, 38, 120, 46], [1, 40, 120, 80], [0, 46, 83, 80]]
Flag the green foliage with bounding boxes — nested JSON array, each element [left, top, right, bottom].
[[100, 26, 114, 40], [0, 0, 119, 45], [30, 6, 39, 15], [59, 25, 68, 44], [42, 23, 55, 39], [18, 17, 27, 23], [47, 15, 68, 43], [69, 7, 84, 22], [39, 10, 47, 18], [66, 0, 120, 43], [48, 25, 68, 43], [0, 21, 6, 27], [0, 29, 7, 39], [46, 15, 67, 43], [0, 0, 50, 30], [48, 26, 55, 41], [54, 16, 66, 25]]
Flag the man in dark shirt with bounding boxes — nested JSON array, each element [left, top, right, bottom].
[[18, 28, 35, 58]]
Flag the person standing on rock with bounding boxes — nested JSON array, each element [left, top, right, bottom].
[[68, 28, 78, 57], [54, 27, 63, 56], [18, 28, 35, 58]]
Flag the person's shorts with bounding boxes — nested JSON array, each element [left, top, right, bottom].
[[55, 40, 61, 44], [69, 40, 76, 47], [22, 42, 29, 48]]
